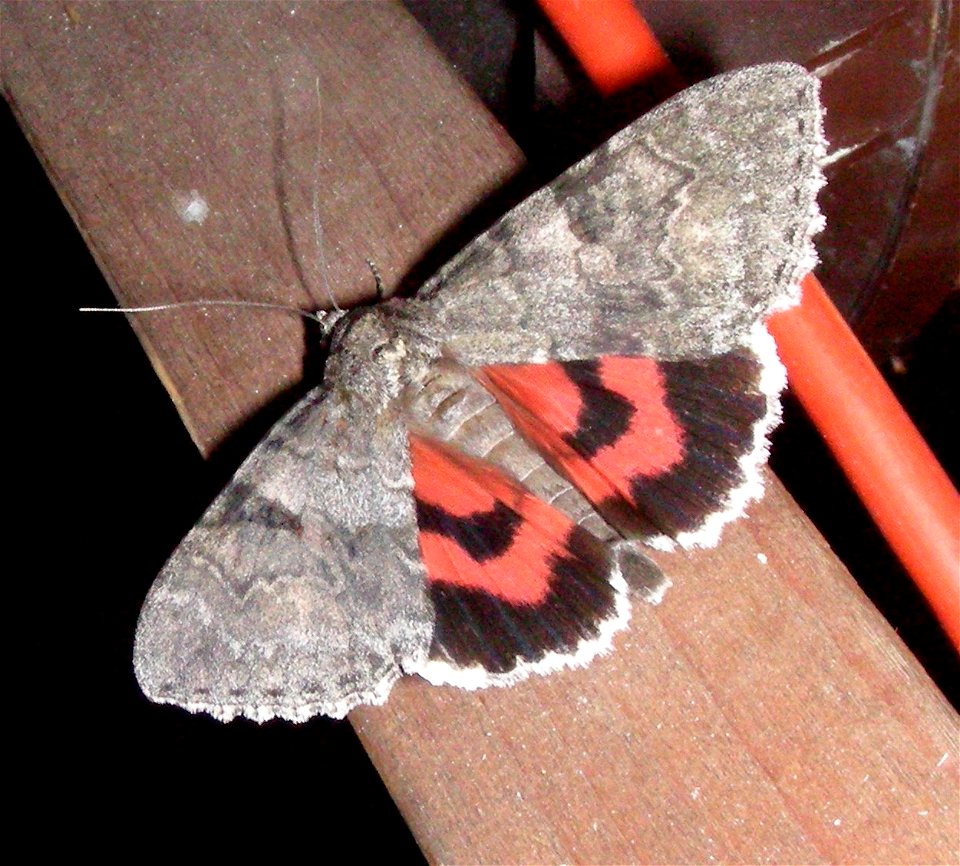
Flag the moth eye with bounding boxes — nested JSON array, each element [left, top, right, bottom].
[[370, 338, 407, 364]]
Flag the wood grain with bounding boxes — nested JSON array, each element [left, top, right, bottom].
[[6, 3, 956, 863], [4, 0, 518, 452]]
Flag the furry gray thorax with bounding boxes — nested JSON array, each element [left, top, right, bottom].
[[325, 300, 444, 407]]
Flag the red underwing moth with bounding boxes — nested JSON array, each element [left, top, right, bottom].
[[134, 63, 826, 722]]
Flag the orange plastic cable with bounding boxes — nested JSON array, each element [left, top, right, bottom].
[[537, 0, 672, 95], [537, 0, 960, 649], [769, 276, 960, 647]]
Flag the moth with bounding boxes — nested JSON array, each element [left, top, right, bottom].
[[135, 63, 825, 722]]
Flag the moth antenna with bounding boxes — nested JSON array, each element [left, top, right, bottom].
[[366, 258, 385, 300], [79, 298, 341, 329], [311, 76, 343, 314], [82, 78, 360, 335]]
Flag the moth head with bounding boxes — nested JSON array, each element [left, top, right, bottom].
[[326, 307, 414, 405]]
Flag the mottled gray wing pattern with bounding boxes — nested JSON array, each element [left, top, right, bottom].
[[133, 383, 432, 722], [411, 63, 824, 366]]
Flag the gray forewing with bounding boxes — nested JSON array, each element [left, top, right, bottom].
[[413, 63, 824, 365], [134, 381, 432, 723]]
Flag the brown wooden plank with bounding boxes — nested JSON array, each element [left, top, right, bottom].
[[358, 475, 959, 863], [4, 0, 519, 453], [7, 2, 957, 863]]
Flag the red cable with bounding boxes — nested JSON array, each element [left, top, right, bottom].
[[770, 276, 960, 648], [536, 0, 960, 649], [537, 0, 672, 95]]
